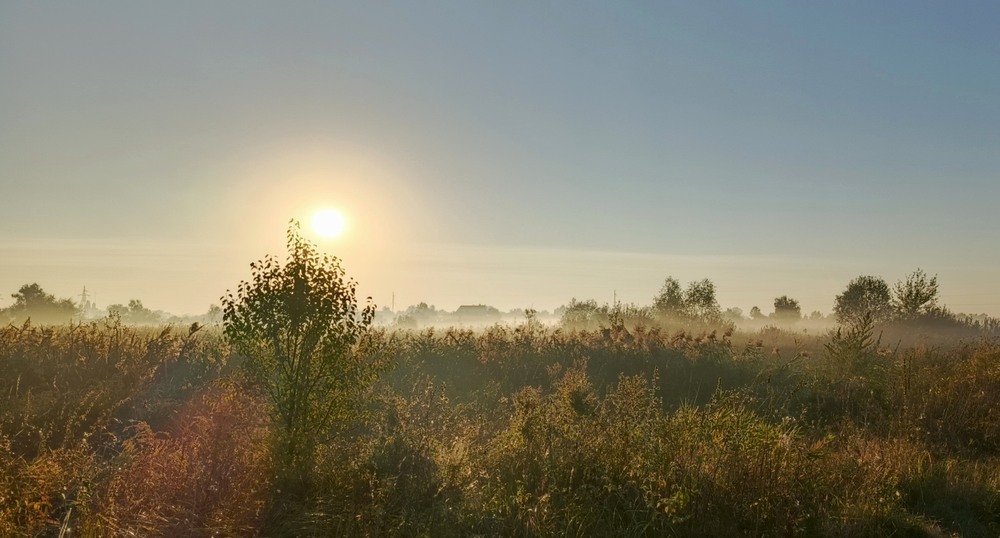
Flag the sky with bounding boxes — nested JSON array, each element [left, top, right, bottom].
[[2, 1, 999, 316]]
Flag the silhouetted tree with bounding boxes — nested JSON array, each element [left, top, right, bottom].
[[749, 306, 766, 320], [653, 276, 721, 323], [653, 277, 686, 318], [893, 269, 939, 320], [222, 221, 377, 489], [684, 279, 721, 323], [772, 296, 801, 321], [2, 283, 77, 325], [834, 275, 893, 325]]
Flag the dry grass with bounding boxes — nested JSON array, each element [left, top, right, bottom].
[[2, 319, 999, 536]]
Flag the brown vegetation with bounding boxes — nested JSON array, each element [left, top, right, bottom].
[[2, 316, 999, 536]]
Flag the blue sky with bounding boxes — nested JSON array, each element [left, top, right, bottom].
[[2, 1, 998, 315]]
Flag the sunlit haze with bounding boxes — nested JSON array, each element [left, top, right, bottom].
[[312, 209, 347, 239], [2, 2, 999, 316]]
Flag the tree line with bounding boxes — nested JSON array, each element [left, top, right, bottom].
[[0, 267, 978, 331], [0, 284, 222, 326], [560, 268, 964, 330]]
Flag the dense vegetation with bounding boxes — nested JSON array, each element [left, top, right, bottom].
[[3, 315, 1000, 537], [4, 228, 999, 536]]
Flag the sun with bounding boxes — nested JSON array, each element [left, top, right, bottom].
[[311, 209, 347, 238]]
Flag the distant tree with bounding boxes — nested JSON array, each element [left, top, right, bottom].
[[2, 283, 77, 325], [683, 279, 721, 323], [652, 276, 722, 323], [373, 306, 396, 326], [610, 302, 655, 328], [404, 302, 439, 325], [653, 277, 686, 318], [394, 313, 418, 329], [128, 299, 159, 324], [222, 221, 378, 488], [834, 275, 893, 325], [205, 304, 223, 324], [107, 299, 161, 324], [772, 296, 801, 321], [561, 298, 605, 329], [722, 307, 744, 322], [893, 269, 939, 320], [749, 306, 766, 320], [809, 311, 825, 321]]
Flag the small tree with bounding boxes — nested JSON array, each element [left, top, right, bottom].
[[825, 311, 880, 372], [893, 268, 939, 320], [834, 275, 893, 326], [772, 296, 801, 321], [222, 221, 377, 485], [824, 311, 888, 406]]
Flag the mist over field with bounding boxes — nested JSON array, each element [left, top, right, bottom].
[[4, 2, 1000, 536]]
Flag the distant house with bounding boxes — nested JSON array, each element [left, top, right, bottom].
[[454, 304, 501, 325]]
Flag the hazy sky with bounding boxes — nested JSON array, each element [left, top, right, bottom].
[[2, 1, 999, 316]]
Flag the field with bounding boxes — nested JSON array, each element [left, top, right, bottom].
[[6, 2, 1000, 536], [3, 316, 999, 537]]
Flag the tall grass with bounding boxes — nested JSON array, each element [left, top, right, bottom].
[[2, 318, 999, 536]]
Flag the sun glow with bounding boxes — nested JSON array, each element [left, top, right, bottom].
[[311, 209, 347, 238]]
